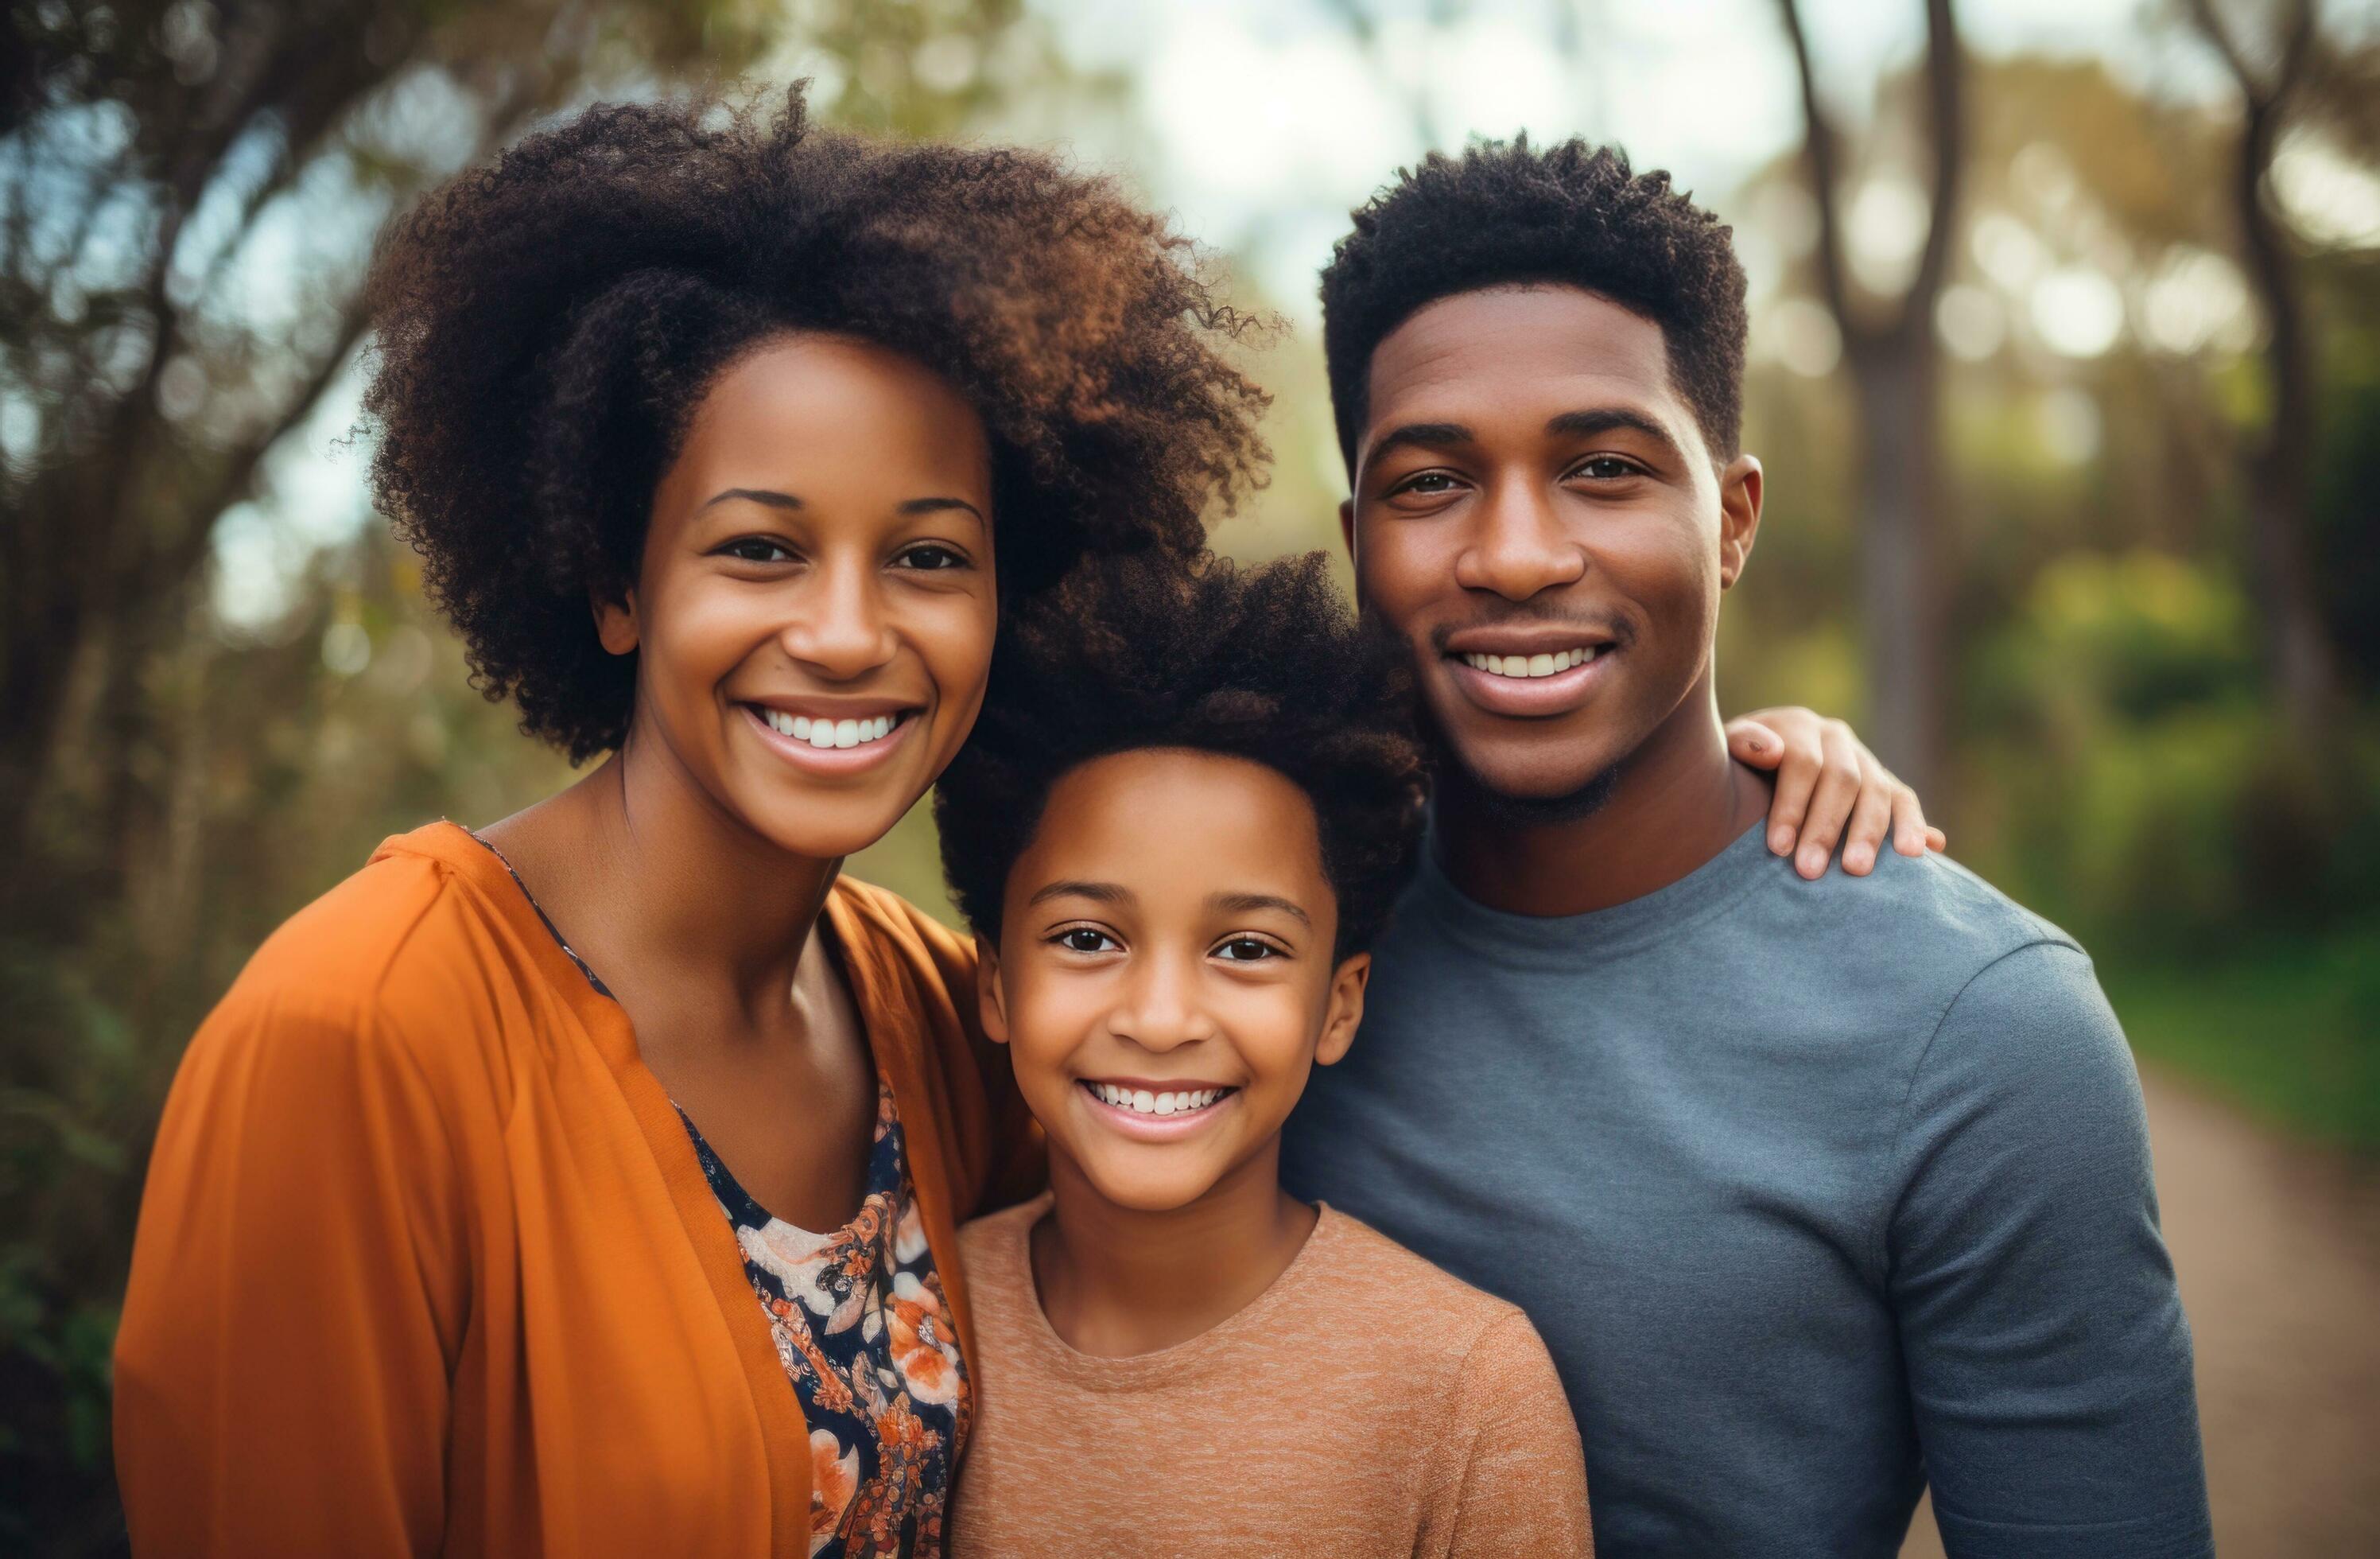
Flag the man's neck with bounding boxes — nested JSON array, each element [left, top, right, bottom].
[[1434, 672, 1771, 918], [1031, 1140, 1316, 1359]]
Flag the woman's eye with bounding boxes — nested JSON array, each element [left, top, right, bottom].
[[1213, 937, 1282, 962], [896, 544, 968, 571], [1055, 927, 1117, 954], [720, 537, 796, 564], [1570, 456, 1640, 481]]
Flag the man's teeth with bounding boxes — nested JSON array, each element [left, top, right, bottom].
[[1088, 1082, 1229, 1117], [1460, 646, 1604, 678], [761, 710, 901, 748]]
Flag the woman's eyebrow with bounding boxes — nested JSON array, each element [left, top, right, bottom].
[[899, 496, 987, 523], [703, 487, 802, 511], [1209, 891, 1311, 927]]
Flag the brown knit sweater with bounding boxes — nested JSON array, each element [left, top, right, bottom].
[[949, 1194, 1592, 1557]]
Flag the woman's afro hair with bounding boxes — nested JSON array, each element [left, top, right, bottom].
[[934, 550, 1427, 962], [1320, 137, 1748, 471], [364, 87, 1270, 761]]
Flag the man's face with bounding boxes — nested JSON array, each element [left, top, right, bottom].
[[1344, 284, 1759, 809]]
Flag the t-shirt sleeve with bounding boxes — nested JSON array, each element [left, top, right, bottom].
[[1888, 941, 2211, 1558], [112, 979, 466, 1558], [1423, 1308, 1594, 1558]]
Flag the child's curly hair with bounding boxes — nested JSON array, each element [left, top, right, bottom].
[[935, 551, 1427, 960], [364, 87, 1270, 761]]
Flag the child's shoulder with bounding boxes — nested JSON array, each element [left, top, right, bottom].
[[1310, 1206, 1553, 1369]]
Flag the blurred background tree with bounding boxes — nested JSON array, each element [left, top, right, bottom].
[[2, 0, 2374, 1552]]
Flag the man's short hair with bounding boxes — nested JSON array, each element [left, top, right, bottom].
[[1320, 138, 1749, 471]]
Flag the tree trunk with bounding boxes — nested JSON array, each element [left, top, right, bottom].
[[1849, 329, 1946, 795]]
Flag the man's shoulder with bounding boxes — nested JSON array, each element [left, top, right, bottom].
[[1804, 844, 2075, 959]]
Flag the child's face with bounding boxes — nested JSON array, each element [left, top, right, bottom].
[[980, 748, 1371, 1214]]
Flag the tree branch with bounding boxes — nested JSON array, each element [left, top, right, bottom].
[[1776, 0, 1855, 335], [1901, 0, 1965, 332]]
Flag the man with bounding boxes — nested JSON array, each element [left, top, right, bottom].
[[1282, 139, 2211, 1557]]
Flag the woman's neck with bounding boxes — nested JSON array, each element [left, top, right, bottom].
[[479, 727, 841, 1017], [1030, 1138, 1318, 1359]]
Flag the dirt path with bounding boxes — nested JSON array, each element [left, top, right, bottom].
[[1902, 1067, 2380, 1557]]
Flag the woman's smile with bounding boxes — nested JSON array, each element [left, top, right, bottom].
[[738, 700, 922, 775]]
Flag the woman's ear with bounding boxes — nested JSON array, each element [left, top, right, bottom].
[[1314, 952, 1371, 1067], [593, 589, 640, 656], [975, 935, 1010, 1046]]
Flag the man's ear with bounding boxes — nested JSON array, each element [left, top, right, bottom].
[[1338, 497, 1356, 562], [1717, 453, 1763, 591], [975, 935, 1010, 1046], [1314, 951, 1371, 1067], [593, 589, 641, 656]]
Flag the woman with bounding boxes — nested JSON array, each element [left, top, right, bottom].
[[112, 91, 1928, 1558]]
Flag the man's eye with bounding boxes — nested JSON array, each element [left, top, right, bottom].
[[1054, 927, 1117, 954], [1213, 937, 1282, 962], [1392, 472, 1462, 497], [1571, 456, 1640, 481], [720, 537, 795, 564], [897, 544, 968, 571]]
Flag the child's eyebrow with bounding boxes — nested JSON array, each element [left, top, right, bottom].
[[1209, 892, 1312, 927], [1025, 879, 1132, 909]]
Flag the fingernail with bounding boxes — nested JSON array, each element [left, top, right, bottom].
[[1770, 827, 1792, 853], [1744, 735, 1765, 752], [1798, 846, 1825, 876], [1848, 846, 1873, 872]]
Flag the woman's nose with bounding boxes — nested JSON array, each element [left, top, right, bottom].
[[778, 556, 895, 678]]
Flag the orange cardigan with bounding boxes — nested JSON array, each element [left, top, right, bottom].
[[113, 822, 1036, 1557]]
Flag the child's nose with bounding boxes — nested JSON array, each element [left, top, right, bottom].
[[1112, 955, 1217, 1052]]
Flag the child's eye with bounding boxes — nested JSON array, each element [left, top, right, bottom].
[[1213, 936, 1283, 962], [1052, 927, 1118, 954], [895, 543, 969, 571]]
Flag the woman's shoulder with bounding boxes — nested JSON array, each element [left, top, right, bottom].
[[828, 876, 976, 985], [206, 822, 549, 1066]]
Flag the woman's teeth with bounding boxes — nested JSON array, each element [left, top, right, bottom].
[[759, 710, 902, 748], [1460, 646, 1604, 678], [1087, 1082, 1229, 1117]]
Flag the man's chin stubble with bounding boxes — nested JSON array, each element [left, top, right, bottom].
[[1438, 747, 1624, 828]]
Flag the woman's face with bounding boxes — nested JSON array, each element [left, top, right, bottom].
[[600, 332, 998, 861]]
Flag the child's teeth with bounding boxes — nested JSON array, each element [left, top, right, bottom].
[[1093, 1083, 1222, 1115]]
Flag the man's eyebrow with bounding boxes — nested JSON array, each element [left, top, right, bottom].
[[1363, 421, 1474, 465], [1546, 407, 1687, 462], [1209, 891, 1312, 927], [703, 487, 802, 511], [1025, 879, 1132, 909]]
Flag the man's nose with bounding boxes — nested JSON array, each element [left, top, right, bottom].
[[1454, 478, 1588, 601]]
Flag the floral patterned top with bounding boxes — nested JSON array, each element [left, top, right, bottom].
[[683, 1085, 971, 1558]]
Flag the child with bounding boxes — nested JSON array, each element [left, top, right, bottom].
[[934, 552, 1591, 1557]]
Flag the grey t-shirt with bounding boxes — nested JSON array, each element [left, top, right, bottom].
[[1281, 822, 2211, 1558]]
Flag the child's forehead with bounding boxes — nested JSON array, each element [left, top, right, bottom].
[[1018, 747, 1331, 891]]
